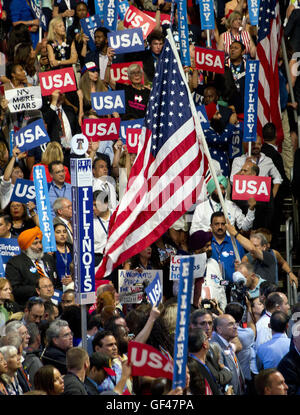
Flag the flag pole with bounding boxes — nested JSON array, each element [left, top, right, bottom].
[[166, 28, 241, 261], [206, 30, 211, 48]]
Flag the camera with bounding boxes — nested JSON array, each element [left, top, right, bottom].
[[230, 280, 250, 308]]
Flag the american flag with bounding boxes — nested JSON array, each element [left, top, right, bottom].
[[95, 37, 208, 284], [256, 0, 283, 145]]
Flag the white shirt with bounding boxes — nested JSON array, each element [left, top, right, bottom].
[[230, 153, 283, 184], [0, 177, 14, 209], [93, 177, 118, 212], [202, 257, 227, 312], [93, 213, 110, 254], [50, 104, 72, 149], [190, 197, 255, 234], [255, 311, 272, 348], [99, 54, 109, 80]]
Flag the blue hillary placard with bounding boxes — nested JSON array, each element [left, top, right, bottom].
[[145, 272, 162, 306], [0, 238, 20, 264], [172, 256, 194, 389], [118, 0, 130, 20], [198, 0, 215, 30], [10, 179, 36, 204], [120, 118, 144, 143], [229, 122, 243, 159], [30, 0, 47, 31], [177, 0, 191, 66], [91, 90, 126, 115], [196, 105, 210, 129], [33, 165, 56, 252], [14, 119, 50, 153], [108, 28, 144, 54], [80, 15, 103, 52], [243, 60, 260, 142], [71, 158, 95, 305], [247, 0, 260, 26], [94, 0, 105, 20], [103, 0, 119, 32]]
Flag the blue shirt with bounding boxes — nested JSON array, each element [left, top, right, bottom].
[[256, 333, 291, 370], [211, 234, 245, 282], [248, 276, 265, 298], [48, 181, 72, 218], [10, 0, 39, 48]]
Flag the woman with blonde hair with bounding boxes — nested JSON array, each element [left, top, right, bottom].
[[29, 141, 71, 183], [217, 11, 256, 58], [47, 16, 78, 70]]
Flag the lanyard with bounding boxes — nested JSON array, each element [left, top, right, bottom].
[[59, 247, 69, 276], [98, 217, 108, 235], [50, 182, 66, 199], [189, 353, 216, 382]]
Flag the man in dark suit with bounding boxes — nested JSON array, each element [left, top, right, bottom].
[[188, 328, 223, 395], [5, 226, 61, 308], [211, 314, 246, 395], [63, 347, 90, 395], [53, 197, 73, 245]]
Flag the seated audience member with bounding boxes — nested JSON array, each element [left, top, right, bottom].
[[255, 369, 288, 395], [34, 365, 64, 395], [41, 320, 73, 375], [5, 227, 61, 308]]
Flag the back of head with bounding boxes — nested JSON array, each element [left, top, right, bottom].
[[225, 302, 244, 324], [66, 347, 89, 371], [270, 311, 289, 333], [255, 368, 278, 395], [188, 328, 206, 353], [27, 322, 40, 347], [89, 351, 110, 370], [265, 292, 284, 312], [259, 281, 278, 300], [262, 122, 276, 142]]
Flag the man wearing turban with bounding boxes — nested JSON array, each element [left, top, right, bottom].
[[190, 175, 256, 235], [5, 227, 61, 308]]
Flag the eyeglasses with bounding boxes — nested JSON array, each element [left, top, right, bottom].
[[60, 331, 73, 338]]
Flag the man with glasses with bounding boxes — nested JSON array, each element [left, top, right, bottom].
[[48, 161, 72, 219], [41, 320, 73, 375], [211, 314, 246, 395]]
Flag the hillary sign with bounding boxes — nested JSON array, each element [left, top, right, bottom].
[[14, 119, 50, 152], [0, 238, 20, 264], [197, 0, 215, 30], [71, 158, 95, 305], [91, 91, 126, 115], [173, 256, 194, 389], [80, 15, 102, 52], [108, 28, 144, 54], [103, 0, 119, 32], [177, 0, 190, 67], [33, 165, 56, 252], [243, 60, 260, 142], [248, 0, 260, 26]]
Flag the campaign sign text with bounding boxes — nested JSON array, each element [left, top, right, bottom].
[[110, 61, 144, 85], [170, 254, 206, 280], [0, 238, 20, 264], [108, 28, 144, 54], [30, 0, 47, 31], [91, 90, 125, 115], [39, 67, 77, 96], [120, 118, 144, 143], [173, 256, 194, 389], [145, 272, 162, 306], [118, 269, 163, 304], [118, 0, 130, 19], [143, 11, 171, 26], [178, 0, 191, 66], [82, 118, 121, 141], [198, 0, 215, 29], [71, 158, 95, 305], [126, 128, 141, 153], [128, 342, 173, 379], [10, 179, 36, 204], [80, 15, 103, 52], [123, 5, 156, 39], [33, 166, 56, 252], [0, 255, 4, 277], [103, 0, 119, 31], [248, 0, 260, 25], [243, 60, 260, 142], [232, 175, 272, 202], [196, 105, 210, 129], [195, 47, 225, 74], [94, 0, 105, 20], [14, 119, 50, 152], [5, 86, 42, 113]]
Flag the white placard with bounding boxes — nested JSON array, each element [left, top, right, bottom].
[[5, 86, 42, 113]]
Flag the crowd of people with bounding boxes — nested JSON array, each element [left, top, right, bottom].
[[0, 0, 299, 397]]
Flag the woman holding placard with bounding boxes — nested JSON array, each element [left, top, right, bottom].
[[47, 16, 78, 70]]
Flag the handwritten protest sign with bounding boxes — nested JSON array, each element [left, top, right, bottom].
[[5, 86, 42, 113], [232, 175, 272, 202], [118, 269, 163, 304]]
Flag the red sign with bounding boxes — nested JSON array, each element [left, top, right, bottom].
[[38, 67, 77, 96], [126, 128, 141, 153], [128, 341, 173, 380], [232, 175, 272, 202], [110, 61, 144, 85], [195, 47, 225, 74], [81, 118, 121, 141], [123, 5, 156, 39], [144, 11, 171, 26]]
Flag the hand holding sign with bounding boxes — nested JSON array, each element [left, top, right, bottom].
[[12, 145, 27, 160]]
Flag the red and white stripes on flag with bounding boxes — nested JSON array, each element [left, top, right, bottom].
[[95, 36, 208, 287], [256, 0, 283, 145]]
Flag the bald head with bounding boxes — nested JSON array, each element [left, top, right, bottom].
[[213, 314, 238, 342], [239, 161, 259, 176]]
